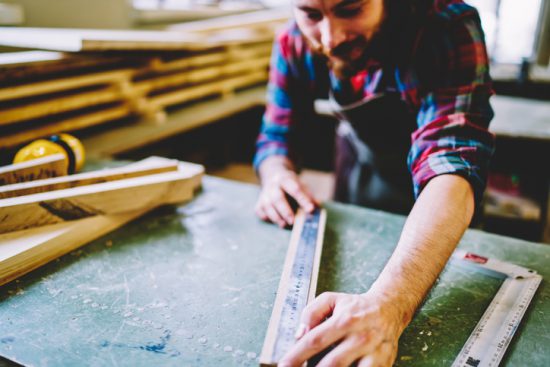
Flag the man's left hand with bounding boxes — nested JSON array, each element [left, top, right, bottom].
[[278, 291, 405, 367]]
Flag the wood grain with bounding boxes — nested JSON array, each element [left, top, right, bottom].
[[0, 154, 68, 186], [0, 160, 204, 286], [0, 156, 179, 199], [0, 161, 204, 233]]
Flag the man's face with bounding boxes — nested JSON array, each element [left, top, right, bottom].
[[293, 0, 385, 77]]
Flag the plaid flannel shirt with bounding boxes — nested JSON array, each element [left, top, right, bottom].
[[254, 0, 495, 204]]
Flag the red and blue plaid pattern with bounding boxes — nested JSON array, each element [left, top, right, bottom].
[[254, 0, 495, 204]]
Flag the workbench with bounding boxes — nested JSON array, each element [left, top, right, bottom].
[[0, 176, 548, 366]]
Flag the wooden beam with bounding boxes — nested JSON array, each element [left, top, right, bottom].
[[0, 85, 127, 126], [150, 70, 267, 109], [0, 161, 204, 233], [0, 154, 68, 186], [134, 57, 270, 96], [0, 160, 204, 286], [0, 156, 179, 199], [0, 209, 147, 286], [0, 68, 134, 102], [0, 103, 132, 149], [0, 51, 128, 83], [82, 86, 266, 158], [167, 8, 290, 33], [0, 27, 210, 52]]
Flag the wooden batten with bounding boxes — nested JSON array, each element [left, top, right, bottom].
[[0, 156, 179, 199], [0, 160, 204, 287], [0, 162, 203, 234], [0, 103, 133, 149], [0, 154, 68, 186]]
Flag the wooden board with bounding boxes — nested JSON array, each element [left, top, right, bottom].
[[0, 154, 68, 185], [0, 160, 204, 286], [0, 27, 208, 52], [82, 86, 266, 158], [0, 161, 204, 233], [0, 85, 126, 126], [0, 156, 179, 199], [0, 102, 133, 149], [167, 7, 290, 33], [0, 209, 147, 287], [0, 26, 274, 52], [0, 51, 129, 83], [0, 68, 134, 102]]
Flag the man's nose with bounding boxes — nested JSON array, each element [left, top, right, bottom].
[[320, 19, 347, 52]]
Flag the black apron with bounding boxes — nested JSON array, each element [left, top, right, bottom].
[[331, 69, 417, 215]]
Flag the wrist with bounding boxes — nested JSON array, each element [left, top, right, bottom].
[[363, 285, 418, 333], [259, 156, 295, 183]]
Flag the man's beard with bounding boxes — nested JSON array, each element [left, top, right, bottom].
[[308, 23, 389, 79]]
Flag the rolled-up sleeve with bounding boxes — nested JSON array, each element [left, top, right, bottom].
[[253, 31, 299, 171], [408, 11, 495, 205]]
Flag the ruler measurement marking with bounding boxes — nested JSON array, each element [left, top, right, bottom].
[[260, 224, 541, 367], [451, 250, 542, 367], [260, 208, 326, 367]]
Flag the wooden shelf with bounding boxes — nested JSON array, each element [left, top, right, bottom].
[[82, 86, 266, 158]]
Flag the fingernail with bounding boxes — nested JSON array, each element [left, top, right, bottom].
[[294, 323, 307, 339]]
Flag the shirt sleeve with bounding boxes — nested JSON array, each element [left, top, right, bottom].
[[253, 27, 307, 171], [408, 9, 496, 206]]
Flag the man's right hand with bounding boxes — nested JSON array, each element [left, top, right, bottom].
[[255, 156, 317, 227]]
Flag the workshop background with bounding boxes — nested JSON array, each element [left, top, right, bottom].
[[0, 0, 549, 242]]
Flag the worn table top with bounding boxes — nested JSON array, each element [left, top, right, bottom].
[[0, 176, 548, 366]]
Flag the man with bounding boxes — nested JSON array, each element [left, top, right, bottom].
[[254, 0, 495, 365]]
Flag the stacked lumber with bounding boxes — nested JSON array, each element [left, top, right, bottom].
[[0, 8, 289, 149], [0, 156, 204, 286]]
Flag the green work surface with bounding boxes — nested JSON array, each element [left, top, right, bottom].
[[0, 177, 548, 366]]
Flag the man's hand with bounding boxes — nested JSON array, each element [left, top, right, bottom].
[[279, 291, 403, 367], [255, 156, 317, 227]]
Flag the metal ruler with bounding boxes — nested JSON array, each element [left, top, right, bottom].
[[451, 250, 542, 367], [260, 208, 326, 367], [258, 210, 541, 367]]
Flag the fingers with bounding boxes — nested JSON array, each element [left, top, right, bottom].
[[280, 178, 317, 213], [280, 294, 350, 366], [255, 172, 318, 227], [265, 200, 287, 228], [315, 334, 375, 367], [298, 292, 339, 334]]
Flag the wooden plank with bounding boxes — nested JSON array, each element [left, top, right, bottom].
[[82, 86, 266, 158], [167, 8, 290, 33], [148, 42, 271, 73], [0, 210, 147, 287], [0, 154, 68, 185], [260, 209, 327, 366], [0, 156, 179, 199], [150, 70, 267, 109], [0, 68, 134, 102], [0, 70, 267, 148], [0, 27, 212, 52], [0, 160, 204, 286], [0, 85, 128, 126], [0, 8, 284, 52], [134, 57, 270, 96], [0, 162, 204, 233], [0, 103, 132, 149]]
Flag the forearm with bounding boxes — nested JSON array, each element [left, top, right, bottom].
[[368, 174, 475, 331]]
